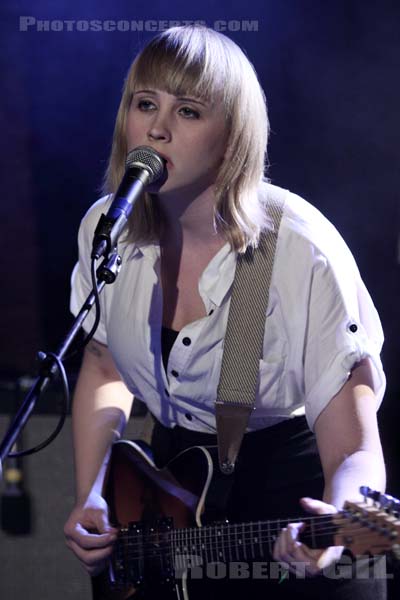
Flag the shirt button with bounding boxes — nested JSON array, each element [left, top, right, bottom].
[[182, 337, 191, 346], [209, 309, 214, 315], [349, 323, 358, 333], [185, 413, 193, 421], [164, 388, 170, 397], [171, 369, 179, 378]]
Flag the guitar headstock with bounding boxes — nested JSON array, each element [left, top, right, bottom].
[[335, 487, 400, 558]]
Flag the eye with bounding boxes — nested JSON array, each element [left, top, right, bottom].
[[178, 106, 200, 119], [137, 99, 157, 111]]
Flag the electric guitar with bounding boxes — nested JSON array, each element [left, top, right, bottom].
[[92, 440, 400, 599]]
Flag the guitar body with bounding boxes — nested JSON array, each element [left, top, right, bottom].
[[92, 440, 400, 600], [92, 440, 220, 600]]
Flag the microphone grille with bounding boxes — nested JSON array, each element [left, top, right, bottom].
[[126, 146, 165, 183]]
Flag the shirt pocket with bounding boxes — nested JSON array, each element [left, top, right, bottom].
[[255, 358, 286, 412]]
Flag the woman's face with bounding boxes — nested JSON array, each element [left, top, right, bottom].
[[126, 88, 229, 199]]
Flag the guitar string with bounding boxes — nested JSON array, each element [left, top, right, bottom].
[[114, 514, 378, 547], [115, 530, 380, 568], [113, 512, 363, 541], [119, 526, 373, 551], [113, 509, 376, 529], [120, 523, 341, 547], [114, 523, 377, 559], [111, 527, 381, 579], [114, 513, 336, 537], [115, 516, 339, 548]]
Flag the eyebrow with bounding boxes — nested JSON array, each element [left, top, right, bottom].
[[177, 96, 208, 107], [133, 90, 208, 107]]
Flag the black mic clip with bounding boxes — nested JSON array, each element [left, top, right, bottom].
[[91, 213, 116, 261], [96, 251, 122, 284]]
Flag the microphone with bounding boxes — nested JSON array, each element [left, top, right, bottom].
[[91, 146, 165, 260]]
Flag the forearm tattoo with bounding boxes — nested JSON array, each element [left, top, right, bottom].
[[87, 341, 103, 358]]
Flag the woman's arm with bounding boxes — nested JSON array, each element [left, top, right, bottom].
[[64, 339, 134, 575], [72, 339, 134, 501], [315, 357, 385, 507], [273, 357, 386, 574]]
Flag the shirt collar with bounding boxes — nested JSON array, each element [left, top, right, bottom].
[[124, 240, 237, 308], [124, 242, 160, 262], [199, 242, 237, 307]]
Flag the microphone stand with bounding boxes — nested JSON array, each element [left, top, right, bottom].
[[0, 250, 122, 481]]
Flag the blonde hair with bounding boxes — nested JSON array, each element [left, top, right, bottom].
[[103, 25, 270, 252]]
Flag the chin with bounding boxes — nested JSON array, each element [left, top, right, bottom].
[[146, 169, 170, 194]]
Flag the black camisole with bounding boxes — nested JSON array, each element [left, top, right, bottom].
[[161, 326, 179, 372]]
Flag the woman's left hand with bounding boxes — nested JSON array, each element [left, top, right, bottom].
[[272, 497, 344, 577]]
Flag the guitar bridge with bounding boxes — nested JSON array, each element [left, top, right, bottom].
[[111, 521, 145, 589], [110, 518, 175, 591]]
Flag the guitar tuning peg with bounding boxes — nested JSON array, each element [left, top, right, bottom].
[[359, 486, 371, 500], [378, 494, 400, 515], [360, 487, 380, 503], [379, 494, 391, 509], [371, 490, 381, 503]]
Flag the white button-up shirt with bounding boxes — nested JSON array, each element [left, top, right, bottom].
[[70, 183, 385, 433]]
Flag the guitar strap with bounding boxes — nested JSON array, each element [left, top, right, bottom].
[[215, 184, 286, 474]]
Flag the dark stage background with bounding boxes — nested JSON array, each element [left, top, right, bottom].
[[0, 1, 399, 598]]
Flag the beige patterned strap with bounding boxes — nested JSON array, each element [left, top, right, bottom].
[[216, 186, 286, 473]]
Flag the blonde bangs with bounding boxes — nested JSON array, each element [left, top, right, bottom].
[[126, 26, 239, 110]]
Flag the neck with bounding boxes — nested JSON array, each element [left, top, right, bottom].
[[156, 185, 224, 248]]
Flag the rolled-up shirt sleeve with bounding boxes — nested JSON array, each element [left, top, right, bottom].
[[70, 197, 112, 346], [303, 245, 385, 431]]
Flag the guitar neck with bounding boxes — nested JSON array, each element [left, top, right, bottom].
[[171, 514, 338, 566]]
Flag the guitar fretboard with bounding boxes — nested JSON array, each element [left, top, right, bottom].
[[170, 515, 337, 568]]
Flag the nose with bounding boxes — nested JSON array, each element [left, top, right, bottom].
[[147, 110, 171, 143]]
